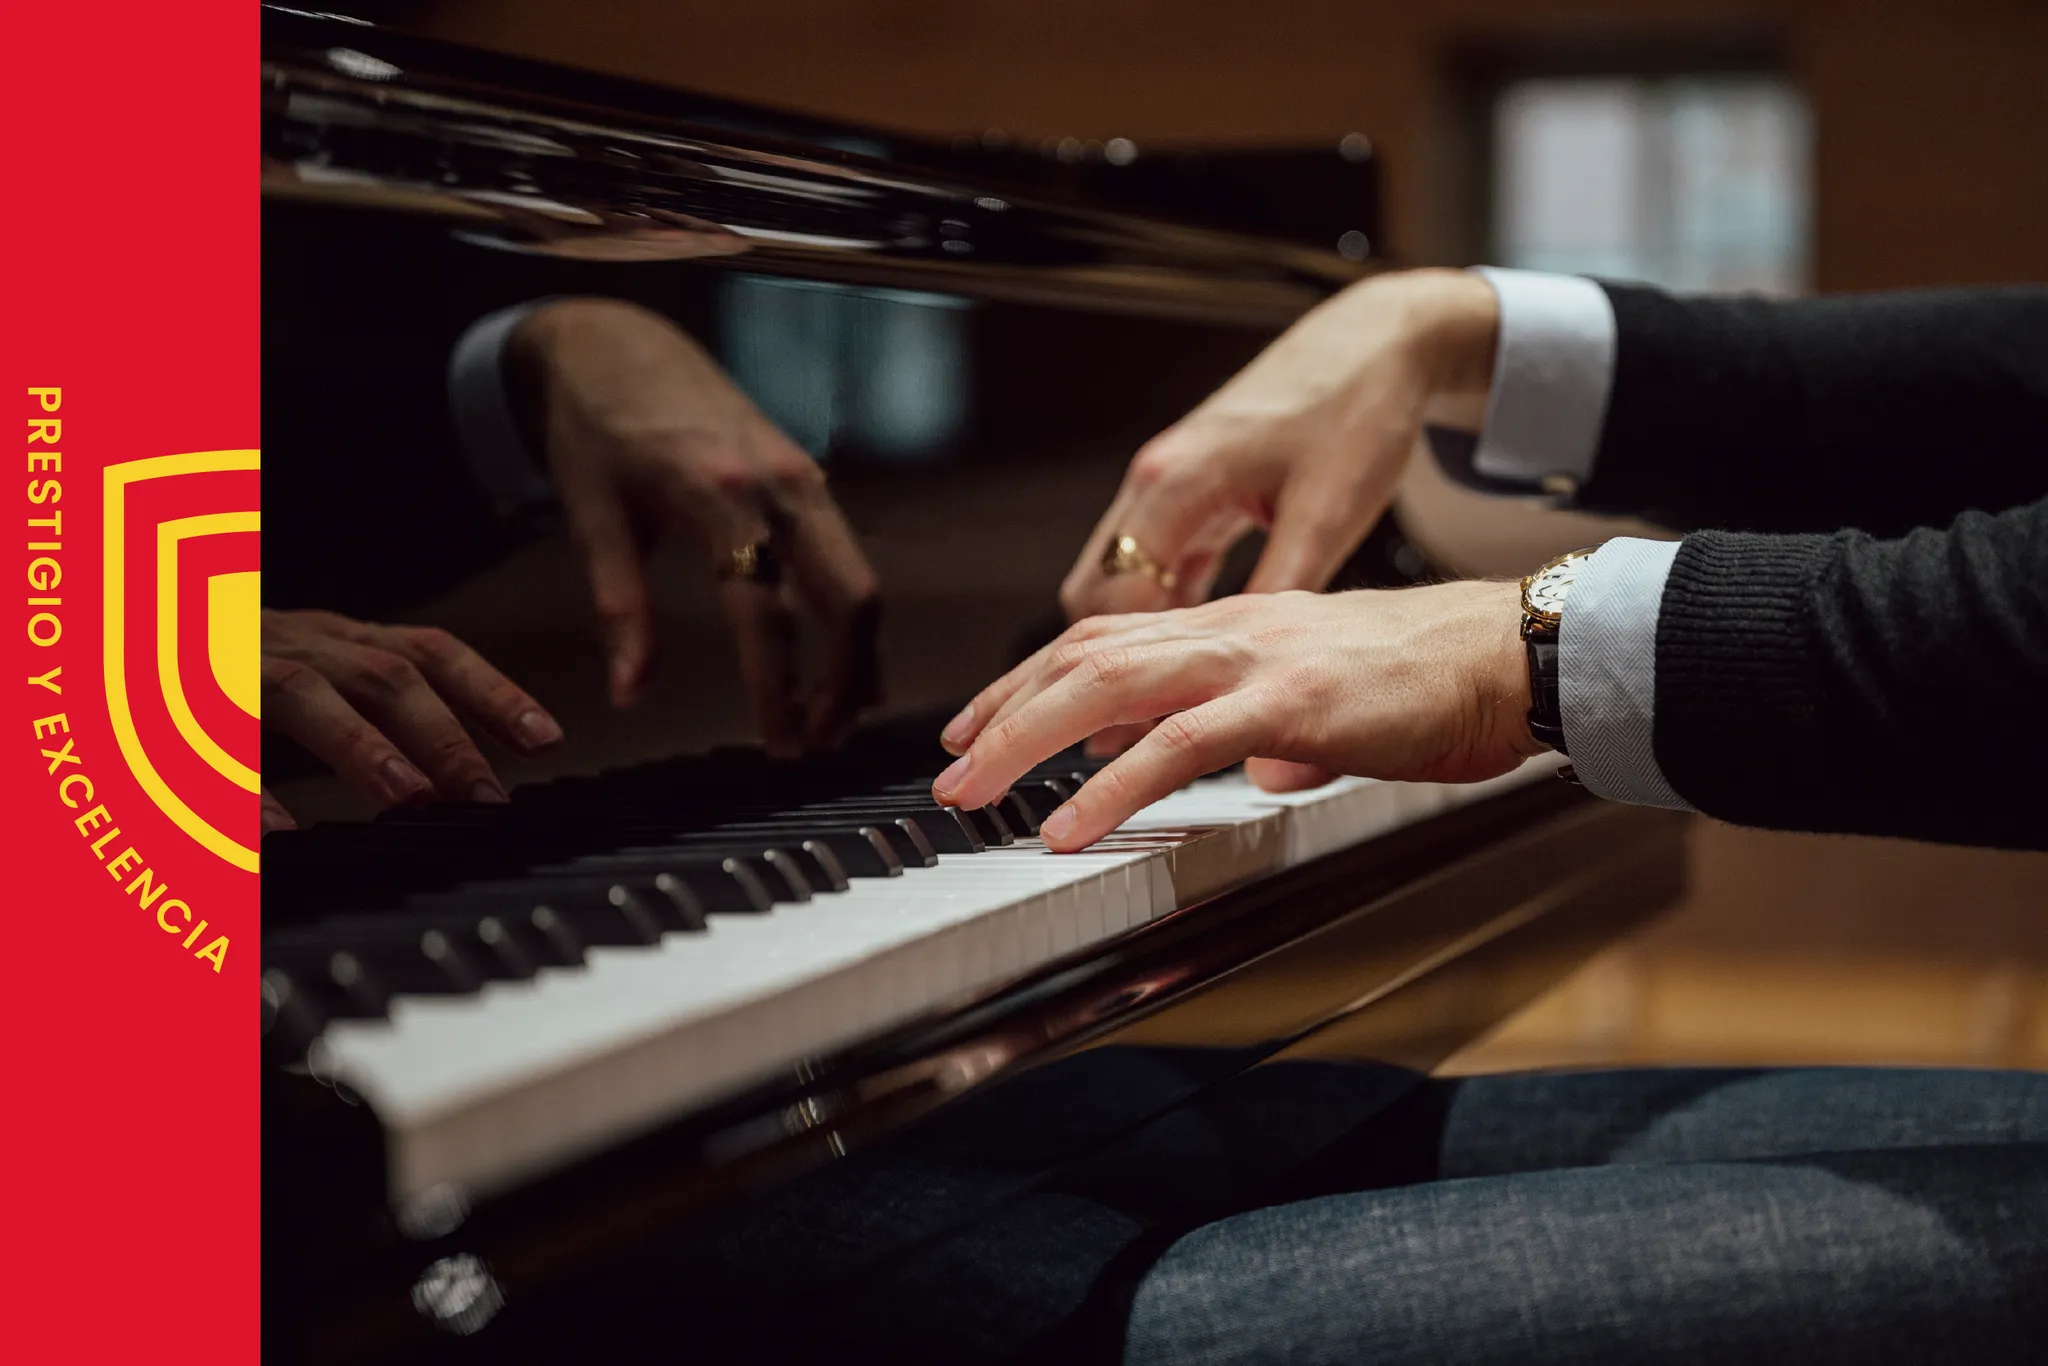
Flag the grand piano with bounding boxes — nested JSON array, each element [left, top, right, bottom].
[[258, 8, 1690, 1362]]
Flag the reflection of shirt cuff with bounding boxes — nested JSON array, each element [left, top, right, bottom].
[[448, 300, 556, 514], [1559, 536, 1694, 811], [1433, 268, 1616, 498]]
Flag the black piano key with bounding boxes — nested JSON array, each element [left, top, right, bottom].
[[569, 842, 836, 898], [405, 891, 612, 959], [782, 800, 985, 855], [483, 872, 714, 934], [526, 887, 674, 946], [1023, 775, 1078, 804], [329, 949, 392, 1017], [468, 861, 775, 918], [833, 795, 1008, 846], [470, 911, 550, 974], [994, 790, 1041, 836], [706, 840, 847, 892], [666, 858, 778, 914], [705, 818, 931, 870], [856, 790, 1007, 843], [266, 945, 392, 1020], [525, 904, 589, 959], [696, 825, 901, 878], [393, 906, 575, 974], [959, 804, 1014, 846], [675, 839, 847, 893], [305, 921, 486, 996], [1004, 780, 1072, 830], [642, 872, 712, 929], [540, 856, 802, 909], [260, 966, 330, 1064]]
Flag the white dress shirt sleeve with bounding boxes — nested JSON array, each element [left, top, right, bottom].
[[1435, 268, 1693, 810], [1557, 537, 1695, 810], [1466, 266, 1616, 495], [447, 300, 556, 515]]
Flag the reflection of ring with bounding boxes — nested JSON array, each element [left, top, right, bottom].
[[723, 538, 782, 587], [1101, 533, 1178, 590]]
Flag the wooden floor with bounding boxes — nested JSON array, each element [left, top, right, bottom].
[[1442, 817, 2048, 1075]]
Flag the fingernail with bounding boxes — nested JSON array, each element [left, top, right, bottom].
[[515, 709, 563, 749], [933, 754, 970, 800], [380, 758, 432, 804], [1041, 804, 1077, 843], [940, 705, 974, 751], [469, 779, 510, 805]]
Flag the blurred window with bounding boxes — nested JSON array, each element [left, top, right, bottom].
[[1493, 76, 1810, 294]]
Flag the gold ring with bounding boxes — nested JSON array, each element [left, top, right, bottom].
[[1101, 533, 1177, 590], [722, 538, 781, 586]]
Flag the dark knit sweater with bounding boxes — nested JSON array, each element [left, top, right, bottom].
[[1575, 285, 2048, 850]]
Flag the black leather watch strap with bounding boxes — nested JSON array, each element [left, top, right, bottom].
[[1525, 634, 1567, 755]]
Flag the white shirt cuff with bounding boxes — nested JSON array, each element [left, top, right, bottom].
[[1466, 267, 1616, 496], [1559, 536, 1695, 811], [448, 300, 556, 514]]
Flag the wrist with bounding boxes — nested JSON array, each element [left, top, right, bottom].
[[1370, 268, 1500, 397], [1474, 578, 1534, 716], [1437, 579, 1542, 767]]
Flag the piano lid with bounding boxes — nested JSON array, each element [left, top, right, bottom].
[[261, 6, 1376, 325]]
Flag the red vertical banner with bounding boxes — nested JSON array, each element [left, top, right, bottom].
[[5, 4, 258, 1361]]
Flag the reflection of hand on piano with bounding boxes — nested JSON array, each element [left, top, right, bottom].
[[260, 608, 564, 826], [934, 582, 1538, 851], [507, 298, 881, 755]]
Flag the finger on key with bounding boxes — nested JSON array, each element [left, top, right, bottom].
[[1039, 694, 1270, 852], [937, 638, 1233, 811], [937, 610, 1153, 756]]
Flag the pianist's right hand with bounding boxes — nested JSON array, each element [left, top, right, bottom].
[[506, 298, 881, 756]]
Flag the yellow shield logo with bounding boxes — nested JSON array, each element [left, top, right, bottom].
[[105, 451, 262, 872]]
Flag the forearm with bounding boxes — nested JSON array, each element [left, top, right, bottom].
[[1642, 497, 2048, 849], [1578, 285, 2048, 535]]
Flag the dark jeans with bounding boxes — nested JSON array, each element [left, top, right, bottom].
[[1125, 1067, 2048, 1364], [520, 1065, 2048, 1364]]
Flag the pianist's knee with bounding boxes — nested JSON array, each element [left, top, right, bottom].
[[1124, 1142, 2048, 1365], [1428, 1065, 2048, 1178]]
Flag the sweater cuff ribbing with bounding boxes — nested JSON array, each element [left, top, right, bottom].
[[1652, 530, 1836, 821]]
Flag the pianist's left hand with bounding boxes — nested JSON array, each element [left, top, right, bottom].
[[931, 582, 1542, 852], [507, 298, 881, 756]]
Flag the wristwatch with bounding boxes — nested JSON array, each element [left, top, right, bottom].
[[1519, 547, 1597, 755]]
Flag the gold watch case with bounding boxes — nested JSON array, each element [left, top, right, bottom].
[[1519, 547, 1599, 636]]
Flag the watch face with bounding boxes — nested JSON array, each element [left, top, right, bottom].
[[1526, 555, 1585, 618]]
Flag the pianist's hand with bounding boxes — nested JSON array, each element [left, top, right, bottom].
[[932, 582, 1541, 852], [508, 298, 881, 755], [1059, 268, 1498, 618], [261, 608, 564, 819]]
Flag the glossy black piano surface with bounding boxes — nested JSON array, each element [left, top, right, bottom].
[[259, 9, 1687, 1362]]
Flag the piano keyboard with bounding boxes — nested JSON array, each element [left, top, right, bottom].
[[264, 748, 1557, 1205]]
